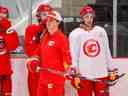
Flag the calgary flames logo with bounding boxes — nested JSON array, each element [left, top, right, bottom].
[[0, 36, 7, 55], [83, 39, 100, 57]]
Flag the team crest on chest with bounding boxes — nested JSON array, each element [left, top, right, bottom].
[[48, 41, 55, 46], [83, 39, 100, 57]]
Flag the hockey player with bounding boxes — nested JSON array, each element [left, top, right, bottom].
[[69, 5, 117, 96], [0, 6, 19, 96], [27, 10, 71, 96], [37, 10, 71, 96], [24, 4, 53, 96], [25, 4, 53, 56]]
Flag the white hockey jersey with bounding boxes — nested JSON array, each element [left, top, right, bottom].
[[69, 25, 116, 79]]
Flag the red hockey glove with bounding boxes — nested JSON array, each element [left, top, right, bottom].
[[71, 77, 80, 89], [26, 57, 40, 73], [67, 67, 81, 89]]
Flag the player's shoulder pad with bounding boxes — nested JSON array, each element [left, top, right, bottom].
[[69, 27, 84, 38], [94, 25, 108, 37], [95, 25, 106, 32], [26, 23, 40, 31]]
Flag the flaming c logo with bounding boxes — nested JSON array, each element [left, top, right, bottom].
[[83, 39, 100, 57]]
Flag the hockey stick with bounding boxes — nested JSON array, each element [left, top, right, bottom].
[[38, 67, 67, 77], [38, 67, 126, 86], [76, 73, 126, 86]]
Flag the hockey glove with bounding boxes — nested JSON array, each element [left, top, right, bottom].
[[109, 68, 118, 81], [26, 57, 40, 73]]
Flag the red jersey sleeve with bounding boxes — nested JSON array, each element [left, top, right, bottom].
[[24, 24, 42, 56], [33, 45, 41, 58], [58, 33, 72, 67], [5, 31, 19, 51]]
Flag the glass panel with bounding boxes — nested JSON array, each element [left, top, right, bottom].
[[117, 2, 128, 57], [1, 0, 128, 56]]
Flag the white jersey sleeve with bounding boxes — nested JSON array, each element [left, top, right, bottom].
[[69, 28, 82, 68], [102, 28, 117, 71]]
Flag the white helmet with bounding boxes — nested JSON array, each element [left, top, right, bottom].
[[47, 10, 63, 22]]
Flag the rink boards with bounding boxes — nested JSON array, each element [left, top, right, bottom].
[[11, 57, 128, 96]]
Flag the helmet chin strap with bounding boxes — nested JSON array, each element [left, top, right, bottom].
[[80, 23, 93, 31]]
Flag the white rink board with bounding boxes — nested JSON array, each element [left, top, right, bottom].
[[11, 58, 128, 96], [110, 58, 128, 96], [11, 58, 28, 96]]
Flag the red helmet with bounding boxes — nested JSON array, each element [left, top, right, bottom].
[[0, 6, 8, 15], [80, 5, 95, 17], [36, 4, 52, 17]]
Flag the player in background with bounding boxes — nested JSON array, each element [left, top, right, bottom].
[[24, 4, 53, 96], [0, 5, 19, 96]]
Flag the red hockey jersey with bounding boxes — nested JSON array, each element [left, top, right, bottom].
[[25, 24, 46, 57], [0, 18, 19, 75], [39, 30, 71, 72]]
